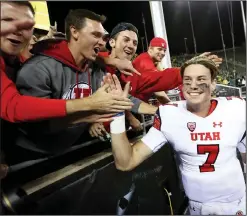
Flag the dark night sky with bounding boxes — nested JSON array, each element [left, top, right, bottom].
[[47, 1, 246, 55]]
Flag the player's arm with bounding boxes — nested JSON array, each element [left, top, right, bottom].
[[104, 73, 168, 170], [111, 131, 153, 171], [111, 112, 167, 171]]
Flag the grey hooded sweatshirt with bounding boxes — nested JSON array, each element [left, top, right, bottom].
[[15, 39, 141, 155]]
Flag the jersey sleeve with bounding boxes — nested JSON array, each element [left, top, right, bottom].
[[141, 108, 168, 153]]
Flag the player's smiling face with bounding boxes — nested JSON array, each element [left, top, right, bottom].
[[182, 64, 216, 105]]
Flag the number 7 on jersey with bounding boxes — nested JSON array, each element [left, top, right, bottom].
[[197, 144, 219, 172]]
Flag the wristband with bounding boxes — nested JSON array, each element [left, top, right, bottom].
[[110, 112, 126, 134]]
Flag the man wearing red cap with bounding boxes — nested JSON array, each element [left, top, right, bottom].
[[133, 37, 171, 103], [133, 37, 168, 73]]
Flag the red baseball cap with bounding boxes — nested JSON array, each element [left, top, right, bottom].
[[150, 37, 167, 49]]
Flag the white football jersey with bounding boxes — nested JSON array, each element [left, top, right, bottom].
[[142, 97, 246, 203]]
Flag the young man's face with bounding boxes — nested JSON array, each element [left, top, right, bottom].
[[71, 18, 105, 61], [182, 64, 216, 106], [110, 30, 138, 60], [148, 46, 166, 63], [1, 2, 34, 56]]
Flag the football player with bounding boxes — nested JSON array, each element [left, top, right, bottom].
[[104, 56, 246, 215]]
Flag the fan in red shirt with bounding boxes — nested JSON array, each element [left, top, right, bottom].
[[1, 2, 68, 123], [133, 37, 177, 102], [133, 37, 182, 101], [1, 3, 137, 124], [133, 37, 169, 73], [0, 4, 140, 176]]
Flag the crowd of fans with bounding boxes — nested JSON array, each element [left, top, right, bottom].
[[1, 2, 246, 215], [0, 1, 223, 179]]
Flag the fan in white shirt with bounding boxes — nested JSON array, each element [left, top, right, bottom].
[[103, 56, 246, 215]]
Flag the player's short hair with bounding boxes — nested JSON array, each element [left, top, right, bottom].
[[65, 9, 106, 41], [180, 56, 219, 81], [10, 1, 35, 15]]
